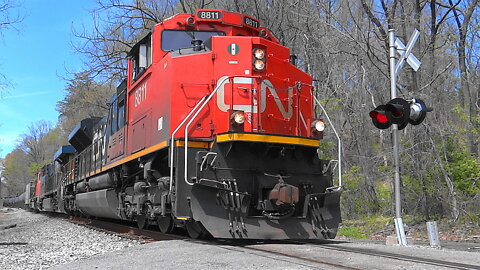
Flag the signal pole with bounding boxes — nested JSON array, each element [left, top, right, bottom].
[[370, 29, 425, 245], [389, 29, 407, 246], [388, 28, 421, 245]]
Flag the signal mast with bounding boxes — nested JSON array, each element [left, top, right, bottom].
[[368, 29, 432, 246]]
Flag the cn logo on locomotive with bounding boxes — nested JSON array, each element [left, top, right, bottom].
[[216, 76, 293, 118]]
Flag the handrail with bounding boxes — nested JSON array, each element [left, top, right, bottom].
[[61, 134, 104, 187], [313, 96, 342, 188], [183, 76, 232, 186], [168, 76, 232, 191], [169, 96, 207, 192]]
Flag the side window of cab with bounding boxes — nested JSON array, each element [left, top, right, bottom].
[[130, 34, 152, 82], [108, 81, 127, 135]]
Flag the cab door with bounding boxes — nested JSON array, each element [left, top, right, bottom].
[[106, 86, 127, 163]]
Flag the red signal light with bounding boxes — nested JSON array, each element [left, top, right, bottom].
[[369, 111, 388, 124], [369, 105, 392, 129]]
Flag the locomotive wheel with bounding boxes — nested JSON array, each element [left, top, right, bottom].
[[137, 203, 152, 230], [185, 220, 207, 239], [185, 220, 203, 239], [137, 214, 148, 229], [157, 215, 173, 233]]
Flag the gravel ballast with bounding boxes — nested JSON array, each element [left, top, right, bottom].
[[2, 207, 479, 270], [0, 208, 139, 270]]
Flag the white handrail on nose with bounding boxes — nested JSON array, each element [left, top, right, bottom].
[[168, 76, 231, 192], [183, 76, 231, 186], [169, 96, 207, 192], [313, 96, 342, 188]]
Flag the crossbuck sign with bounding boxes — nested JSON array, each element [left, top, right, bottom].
[[394, 29, 421, 75]]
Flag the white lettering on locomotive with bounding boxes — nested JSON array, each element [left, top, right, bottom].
[[244, 17, 259, 28], [92, 126, 105, 163], [197, 11, 221, 20], [262, 79, 293, 118], [216, 76, 293, 118], [134, 82, 147, 107]]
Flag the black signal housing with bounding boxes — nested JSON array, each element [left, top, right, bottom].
[[369, 98, 432, 130]]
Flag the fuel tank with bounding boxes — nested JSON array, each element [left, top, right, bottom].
[[75, 189, 121, 220]]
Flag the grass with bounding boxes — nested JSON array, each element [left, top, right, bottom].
[[337, 226, 369, 239], [337, 215, 393, 239], [338, 214, 480, 240]]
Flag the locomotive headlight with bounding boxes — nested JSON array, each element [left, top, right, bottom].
[[230, 110, 245, 132], [253, 48, 265, 59], [252, 48, 266, 72], [253, 59, 265, 71], [313, 120, 325, 132], [232, 111, 245, 124], [311, 119, 325, 139]]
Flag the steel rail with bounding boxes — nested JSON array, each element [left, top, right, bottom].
[[62, 213, 479, 270], [288, 239, 480, 270]]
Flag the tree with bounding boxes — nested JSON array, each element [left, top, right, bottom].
[[57, 72, 114, 133], [445, 0, 480, 155], [0, 0, 22, 95], [19, 121, 55, 169], [1, 148, 30, 196], [71, 0, 178, 83], [0, 157, 6, 197], [1, 121, 65, 197]]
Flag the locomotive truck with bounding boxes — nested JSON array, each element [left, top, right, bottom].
[[26, 9, 342, 239]]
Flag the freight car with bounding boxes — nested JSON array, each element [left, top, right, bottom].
[[1, 192, 26, 208], [26, 9, 342, 239]]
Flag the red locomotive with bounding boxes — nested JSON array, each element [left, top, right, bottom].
[[27, 9, 342, 239]]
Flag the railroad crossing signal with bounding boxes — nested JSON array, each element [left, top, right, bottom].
[[383, 28, 425, 246], [369, 98, 432, 130], [394, 30, 421, 75], [369, 29, 432, 131]]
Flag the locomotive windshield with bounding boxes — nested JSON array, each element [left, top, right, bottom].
[[162, 30, 225, 51]]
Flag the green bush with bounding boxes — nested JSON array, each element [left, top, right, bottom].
[[445, 138, 480, 196], [337, 226, 369, 239]]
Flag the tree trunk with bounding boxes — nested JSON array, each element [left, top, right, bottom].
[[429, 135, 459, 220], [449, 0, 479, 155]]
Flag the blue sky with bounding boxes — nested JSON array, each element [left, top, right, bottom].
[[0, 0, 97, 158]]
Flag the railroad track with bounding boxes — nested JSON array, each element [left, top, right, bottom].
[[64, 216, 480, 269], [67, 217, 356, 269], [212, 239, 362, 270], [298, 240, 480, 270], [67, 216, 186, 243], [213, 239, 480, 270]]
